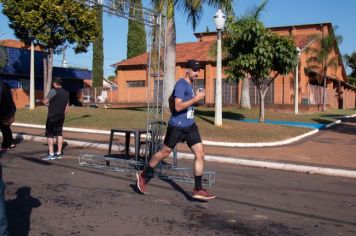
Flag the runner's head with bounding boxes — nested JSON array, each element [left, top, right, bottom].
[[185, 59, 200, 81]]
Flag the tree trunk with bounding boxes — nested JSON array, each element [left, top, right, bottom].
[[162, 11, 176, 110], [258, 88, 266, 122], [43, 55, 48, 98], [322, 76, 327, 111], [45, 49, 54, 97], [240, 77, 251, 109]]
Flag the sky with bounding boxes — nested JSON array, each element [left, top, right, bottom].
[[0, 0, 355, 77]]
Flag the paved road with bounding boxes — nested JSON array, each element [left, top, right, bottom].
[[1, 141, 356, 235]]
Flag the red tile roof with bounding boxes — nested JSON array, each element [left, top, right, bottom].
[[0, 39, 42, 51], [112, 41, 215, 68]]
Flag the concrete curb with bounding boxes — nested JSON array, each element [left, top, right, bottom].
[[10, 131, 356, 180], [13, 113, 356, 148]]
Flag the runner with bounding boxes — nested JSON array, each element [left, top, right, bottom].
[[136, 59, 215, 200]]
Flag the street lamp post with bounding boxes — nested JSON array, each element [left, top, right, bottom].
[[29, 34, 35, 110], [294, 47, 301, 114], [214, 9, 226, 127]]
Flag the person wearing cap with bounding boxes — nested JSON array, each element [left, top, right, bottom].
[[40, 77, 69, 160], [136, 59, 215, 200]]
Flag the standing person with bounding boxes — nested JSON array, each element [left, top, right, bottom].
[[136, 59, 215, 200], [41, 77, 69, 160], [0, 80, 16, 151]]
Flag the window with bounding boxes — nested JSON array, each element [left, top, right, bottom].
[[127, 80, 145, 88]]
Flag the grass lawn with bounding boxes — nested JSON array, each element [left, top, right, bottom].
[[14, 106, 355, 142]]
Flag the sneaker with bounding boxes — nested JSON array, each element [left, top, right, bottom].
[[192, 188, 216, 200], [136, 171, 146, 194], [42, 154, 56, 160], [55, 152, 63, 159]]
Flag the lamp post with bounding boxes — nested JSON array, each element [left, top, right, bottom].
[[294, 47, 301, 114], [29, 33, 35, 110], [214, 9, 226, 127], [294, 39, 316, 114]]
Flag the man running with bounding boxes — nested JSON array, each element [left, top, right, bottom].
[[136, 59, 215, 200]]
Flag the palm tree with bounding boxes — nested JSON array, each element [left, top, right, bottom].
[[305, 27, 342, 111], [152, 0, 234, 109]]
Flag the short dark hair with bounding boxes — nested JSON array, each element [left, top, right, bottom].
[[52, 77, 62, 85]]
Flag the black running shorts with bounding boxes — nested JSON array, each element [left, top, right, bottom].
[[163, 123, 202, 149], [45, 115, 65, 138]]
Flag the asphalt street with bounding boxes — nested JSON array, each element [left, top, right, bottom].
[[1, 140, 355, 236]]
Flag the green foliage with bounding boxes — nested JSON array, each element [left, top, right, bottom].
[[127, 0, 146, 59], [224, 16, 298, 83], [92, 5, 104, 87], [1, 0, 97, 94], [344, 51, 356, 79], [305, 28, 342, 85], [223, 16, 297, 121], [1, 0, 97, 54], [107, 75, 116, 82]]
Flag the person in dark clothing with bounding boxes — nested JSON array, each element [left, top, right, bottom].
[[0, 81, 16, 152], [41, 77, 69, 160]]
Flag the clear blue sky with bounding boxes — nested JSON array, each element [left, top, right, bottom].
[[1, 0, 355, 77]]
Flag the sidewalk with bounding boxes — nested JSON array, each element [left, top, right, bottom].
[[7, 114, 356, 179]]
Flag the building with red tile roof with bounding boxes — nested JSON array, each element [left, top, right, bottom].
[[111, 22, 355, 110]]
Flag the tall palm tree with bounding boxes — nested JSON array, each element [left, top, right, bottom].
[[152, 0, 234, 109], [305, 27, 342, 111]]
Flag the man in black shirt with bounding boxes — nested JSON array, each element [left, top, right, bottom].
[[0, 80, 16, 152], [41, 78, 69, 160]]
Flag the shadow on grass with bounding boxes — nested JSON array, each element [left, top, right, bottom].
[[195, 110, 245, 125], [108, 107, 147, 112], [65, 114, 91, 123]]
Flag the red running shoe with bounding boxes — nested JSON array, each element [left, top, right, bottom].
[[136, 171, 146, 194], [192, 188, 216, 200]]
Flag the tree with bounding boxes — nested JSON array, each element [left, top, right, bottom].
[[305, 28, 342, 111], [344, 51, 356, 85], [239, 0, 268, 110], [1, 0, 97, 97], [224, 16, 298, 122], [127, 0, 147, 59], [152, 0, 234, 110], [92, 4, 104, 88], [209, 0, 268, 110]]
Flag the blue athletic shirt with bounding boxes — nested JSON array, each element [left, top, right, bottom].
[[168, 78, 196, 128]]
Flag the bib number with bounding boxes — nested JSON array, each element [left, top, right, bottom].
[[187, 107, 194, 119]]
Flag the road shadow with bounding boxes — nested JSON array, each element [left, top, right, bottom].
[[160, 178, 207, 203], [5, 186, 41, 236]]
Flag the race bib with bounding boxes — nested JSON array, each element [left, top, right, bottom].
[[187, 107, 194, 119]]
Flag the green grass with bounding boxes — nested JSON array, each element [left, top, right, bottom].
[[14, 106, 355, 142]]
